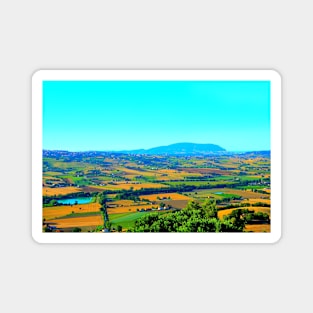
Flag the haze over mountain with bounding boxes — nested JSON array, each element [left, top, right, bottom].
[[119, 142, 226, 155]]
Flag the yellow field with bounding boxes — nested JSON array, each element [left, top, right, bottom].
[[109, 200, 137, 206], [101, 182, 168, 191], [218, 207, 271, 220], [43, 186, 82, 196], [153, 169, 202, 181], [107, 204, 154, 214], [47, 215, 103, 229], [248, 198, 271, 205], [43, 203, 101, 220], [116, 167, 145, 176], [139, 193, 192, 201], [245, 224, 270, 232]]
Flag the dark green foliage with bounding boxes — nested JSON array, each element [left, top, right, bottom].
[[72, 227, 82, 232], [221, 209, 246, 231], [128, 200, 246, 232], [222, 209, 270, 229], [251, 202, 270, 207], [114, 190, 140, 202], [98, 192, 108, 205], [202, 199, 218, 218]]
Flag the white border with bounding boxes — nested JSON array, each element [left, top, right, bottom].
[[32, 70, 281, 244]]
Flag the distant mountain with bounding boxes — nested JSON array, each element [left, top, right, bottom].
[[120, 143, 226, 155]]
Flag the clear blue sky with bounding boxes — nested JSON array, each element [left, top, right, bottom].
[[43, 80, 270, 152]]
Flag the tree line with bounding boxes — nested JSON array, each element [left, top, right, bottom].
[[127, 200, 269, 232]]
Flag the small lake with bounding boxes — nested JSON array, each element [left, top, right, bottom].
[[214, 192, 224, 195], [57, 197, 93, 205]]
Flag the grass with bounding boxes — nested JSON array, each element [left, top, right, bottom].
[[208, 188, 268, 199], [110, 211, 152, 230], [238, 185, 270, 190]]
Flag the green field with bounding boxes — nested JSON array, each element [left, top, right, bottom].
[[110, 212, 152, 229], [43, 150, 271, 232]]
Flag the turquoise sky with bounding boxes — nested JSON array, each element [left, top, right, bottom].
[[42, 80, 270, 152]]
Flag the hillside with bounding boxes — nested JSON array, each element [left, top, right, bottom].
[[121, 142, 226, 155]]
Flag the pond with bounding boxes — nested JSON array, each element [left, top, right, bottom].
[[214, 192, 224, 195], [57, 197, 93, 205]]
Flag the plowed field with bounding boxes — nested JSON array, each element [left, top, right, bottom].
[[43, 186, 82, 196], [47, 215, 103, 229], [43, 203, 101, 220]]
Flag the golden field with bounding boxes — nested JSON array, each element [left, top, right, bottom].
[[47, 215, 103, 229], [43, 203, 101, 220], [43, 186, 82, 196], [101, 182, 168, 191], [245, 224, 270, 232], [247, 198, 271, 205], [139, 193, 192, 201], [218, 206, 271, 220], [107, 204, 154, 214]]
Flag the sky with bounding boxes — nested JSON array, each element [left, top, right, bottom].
[[42, 80, 270, 152]]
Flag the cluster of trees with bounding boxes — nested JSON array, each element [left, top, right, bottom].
[[128, 200, 247, 232], [219, 201, 270, 210], [215, 195, 243, 204], [98, 192, 107, 205], [127, 200, 270, 232], [43, 198, 59, 207], [114, 190, 140, 202]]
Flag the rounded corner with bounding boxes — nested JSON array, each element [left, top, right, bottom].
[[269, 231, 282, 244], [269, 69, 282, 83], [31, 230, 44, 244], [31, 69, 44, 83]]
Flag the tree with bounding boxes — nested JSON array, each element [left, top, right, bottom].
[[221, 209, 246, 231], [186, 200, 201, 210], [99, 192, 107, 205], [117, 225, 122, 232], [202, 199, 217, 218], [72, 227, 82, 232]]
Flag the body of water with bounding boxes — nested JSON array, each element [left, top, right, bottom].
[[57, 197, 92, 205]]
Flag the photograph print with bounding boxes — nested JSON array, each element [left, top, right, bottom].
[[32, 70, 281, 243]]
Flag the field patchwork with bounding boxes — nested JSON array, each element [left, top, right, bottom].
[[43, 203, 101, 220]]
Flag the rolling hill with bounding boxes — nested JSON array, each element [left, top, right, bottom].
[[120, 142, 226, 155]]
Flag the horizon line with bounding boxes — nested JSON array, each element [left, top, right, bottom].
[[43, 148, 271, 153]]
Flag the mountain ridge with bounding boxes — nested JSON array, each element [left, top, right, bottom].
[[119, 142, 226, 155]]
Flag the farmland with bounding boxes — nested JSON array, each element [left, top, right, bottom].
[[42, 149, 271, 233], [43, 203, 102, 220]]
